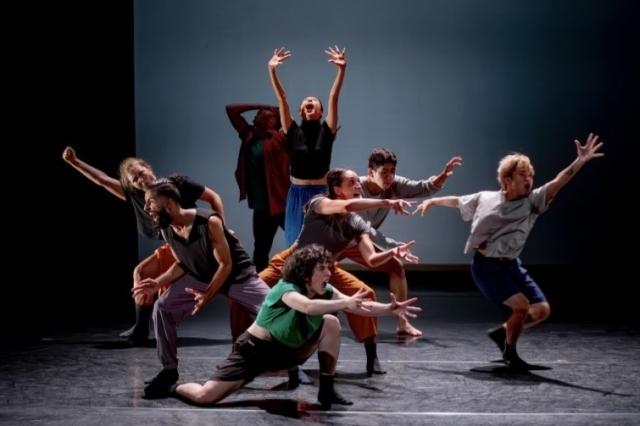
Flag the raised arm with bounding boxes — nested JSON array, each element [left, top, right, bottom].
[[199, 187, 226, 223], [268, 48, 294, 133], [323, 46, 347, 133], [544, 133, 604, 203], [431, 156, 463, 189], [413, 196, 460, 216], [62, 146, 126, 200], [225, 103, 275, 135]]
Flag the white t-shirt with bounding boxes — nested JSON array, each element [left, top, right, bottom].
[[458, 184, 551, 259]]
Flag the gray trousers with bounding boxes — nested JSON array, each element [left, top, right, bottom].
[[153, 272, 270, 369]]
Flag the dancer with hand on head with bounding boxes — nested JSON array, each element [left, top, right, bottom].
[[62, 146, 225, 346], [225, 103, 291, 341], [413, 133, 604, 371], [142, 243, 421, 410]]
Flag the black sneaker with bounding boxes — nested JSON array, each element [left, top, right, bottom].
[[144, 382, 174, 399], [503, 353, 534, 372], [366, 358, 387, 377], [487, 327, 506, 353], [318, 389, 353, 410], [126, 334, 150, 348], [119, 325, 136, 339], [144, 368, 179, 385]]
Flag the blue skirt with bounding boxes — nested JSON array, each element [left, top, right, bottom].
[[284, 183, 328, 247]]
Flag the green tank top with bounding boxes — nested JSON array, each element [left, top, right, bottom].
[[256, 280, 334, 348]]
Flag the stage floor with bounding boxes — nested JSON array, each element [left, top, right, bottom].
[[2, 285, 638, 426]]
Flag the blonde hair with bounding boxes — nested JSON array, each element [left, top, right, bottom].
[[497, 153, 535, 190], [118, 157, 152, 191]]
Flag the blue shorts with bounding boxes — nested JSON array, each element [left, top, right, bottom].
[[470, 251, 547, 317], [284, 183, 328, 247]]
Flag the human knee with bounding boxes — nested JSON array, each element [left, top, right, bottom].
[[387, 257, 405, 278], [530, 302, 551, 322], [134, 293, 154, 306], [322, 315, 342, 336], [509, 303, 529, 317]]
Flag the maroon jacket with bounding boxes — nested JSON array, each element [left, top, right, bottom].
[[235, 126, 291, 216]]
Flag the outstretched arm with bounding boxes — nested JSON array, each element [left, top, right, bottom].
[[544, 133, 604, 203], [356, 233, 417, 267], [324, 46, 346, 133], [282, 287, 366, 316], [225, 103, 276, 135], [62, 146, 126, 200], [314, 197, 415, 216], [335, 289, 422, 318], [431, 156, 463, 189], [268, 48, 294, 133], [413, 196, 460, 216]]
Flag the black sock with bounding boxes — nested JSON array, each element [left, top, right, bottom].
[[364, 342, 377, 364]]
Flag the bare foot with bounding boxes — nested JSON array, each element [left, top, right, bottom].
[[397, 322, 423, 337]]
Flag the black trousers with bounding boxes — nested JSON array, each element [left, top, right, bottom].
[[252, 209, 285, 272]]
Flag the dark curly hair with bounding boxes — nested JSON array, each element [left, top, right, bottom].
[[281, 244, 333, 287], [146, 178, 181, 203]]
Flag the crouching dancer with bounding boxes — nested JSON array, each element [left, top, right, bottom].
[[144, 244, 421, 409]]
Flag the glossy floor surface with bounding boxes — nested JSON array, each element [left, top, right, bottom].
[[2, 281, 638, 426]]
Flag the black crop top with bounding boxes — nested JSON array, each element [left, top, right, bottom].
[[286, 120, 335, 180]]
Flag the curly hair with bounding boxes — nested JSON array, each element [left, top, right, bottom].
[[497, 153, 535, 191], [281, 244, 333, 287]]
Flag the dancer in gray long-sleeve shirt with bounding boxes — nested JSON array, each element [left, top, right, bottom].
[[337, 148, 462, 336]]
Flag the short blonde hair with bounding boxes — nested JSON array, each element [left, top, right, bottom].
[[118, 157, 152, 191], [497, 153, 535, 190]]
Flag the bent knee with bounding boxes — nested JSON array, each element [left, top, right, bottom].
[[322, 315, 341, 333], [531, 302, 551, 321]]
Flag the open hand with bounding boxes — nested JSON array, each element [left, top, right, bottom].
[[575, 133, 604, 163], [185, 287, 212, 316], [393, 241, 418, 263], [412, 199, 434, 217], [389, 199, 416, 216], [326, 45, 346, 68], [269, 47, 291, 69], [442, 156, 462, 177], [346, 287, 370, 312], [389, 293, 422, 318]]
